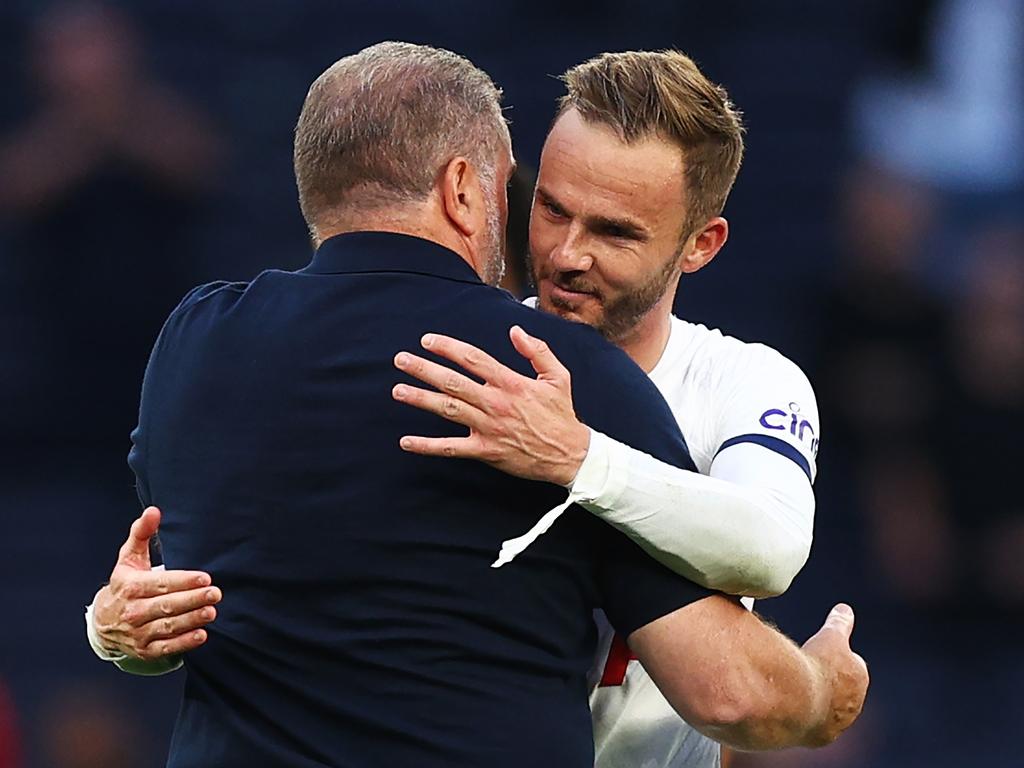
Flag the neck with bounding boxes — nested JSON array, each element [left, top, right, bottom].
[[316, 197, 479, 276], [616, 297, 675, 373]]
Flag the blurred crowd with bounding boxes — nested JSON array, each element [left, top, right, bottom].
[[0, 1, 1019, 766]]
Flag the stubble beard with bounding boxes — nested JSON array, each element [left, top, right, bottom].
[[531, 247, 680, 342], [479, 194, 507, 287]]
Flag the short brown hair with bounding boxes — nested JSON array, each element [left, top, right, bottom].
[[294, 42, 507, 237], [559, 50, 745, 237]]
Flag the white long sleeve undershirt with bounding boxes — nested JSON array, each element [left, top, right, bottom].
[[570, 429, 814, 598]]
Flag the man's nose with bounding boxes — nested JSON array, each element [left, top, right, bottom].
[[550, 223, 593, 273]]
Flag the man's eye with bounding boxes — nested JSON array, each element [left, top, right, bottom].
[[544, 201, 565, 218], [600, 225, 639, 241]]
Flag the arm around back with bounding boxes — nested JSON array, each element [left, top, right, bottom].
[[628, 596, 868, 752], [86, 507, 220, 673], [573, 433, 814, 597], [388, 324, 815, 596]]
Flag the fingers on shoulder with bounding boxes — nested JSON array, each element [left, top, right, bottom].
[[400, 435, 481, 458]]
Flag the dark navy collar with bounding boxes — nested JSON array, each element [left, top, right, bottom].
[[301, 231, 484, 286]]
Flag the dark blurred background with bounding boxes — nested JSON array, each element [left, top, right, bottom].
[[0, 1, 1020, 766]]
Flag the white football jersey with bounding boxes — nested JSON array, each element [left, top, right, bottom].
[[589, 314, 819, 768]]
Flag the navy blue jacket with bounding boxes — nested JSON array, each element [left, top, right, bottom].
[[129, 232, 711, 768]]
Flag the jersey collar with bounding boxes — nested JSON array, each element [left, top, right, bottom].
[[302, 231, 484, 286], [648, 314, 683, 385]]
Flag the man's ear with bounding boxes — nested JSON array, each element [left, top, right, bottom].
[[680, 217, 729, 274], [440, 156, 481, 238]]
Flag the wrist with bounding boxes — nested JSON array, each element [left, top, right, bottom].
[[85, 593, 127, 662], [567, 430, 630, 512], [557, 422, 592, 488], [799, 654, 838, 747]]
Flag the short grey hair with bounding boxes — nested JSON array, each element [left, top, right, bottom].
[[294, 41, 507, 235]]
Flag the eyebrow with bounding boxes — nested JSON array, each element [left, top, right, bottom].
[[536, 186, 651, 242]]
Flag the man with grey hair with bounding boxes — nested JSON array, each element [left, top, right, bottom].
[[87, 42, 866, 767], [292, 41, 509, 282]]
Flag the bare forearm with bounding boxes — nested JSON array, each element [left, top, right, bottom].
[[631, 597, 842, 752], [694, 623, 832, 751]]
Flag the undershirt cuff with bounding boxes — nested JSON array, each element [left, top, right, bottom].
[[569, 428, 631, 509], [85, 597, 127, 662]]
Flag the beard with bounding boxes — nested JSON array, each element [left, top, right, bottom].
[[531, 247, 680, 342], [478, 190, 507, 287]]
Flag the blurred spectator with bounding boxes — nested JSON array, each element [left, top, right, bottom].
[[38, 683, 142, 768], [0, 1, 221, 486], [0, 10, 220, 759], [850, 0, 1024, 295], [0, 680, 21, 768], [861, 449, 956, 605], [0, 2, 219, 216], [832, 0, 1024, 624], [821, 165, 949, 454], [939, 231, 1024, 616], [854, 0, 1024, 193]]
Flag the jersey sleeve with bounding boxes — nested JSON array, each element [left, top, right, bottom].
[[563, 340, 819, 597], [711, 345, 820, 484], [569, 428, 814, 597]]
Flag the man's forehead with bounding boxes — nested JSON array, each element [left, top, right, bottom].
[[539, 110, 685, 215], [542, 132, 646, 196]]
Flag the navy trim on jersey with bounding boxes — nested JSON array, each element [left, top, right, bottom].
[[715, 433, 812, 482]]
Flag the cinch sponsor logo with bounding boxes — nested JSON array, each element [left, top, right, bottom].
[[759, 402, 819, 457]]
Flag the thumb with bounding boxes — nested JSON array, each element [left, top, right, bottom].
[[116, 506, 161, 568], [509, 325, 565, 380], [819, 602, 856, 643]]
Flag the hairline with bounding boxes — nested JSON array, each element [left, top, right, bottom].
[[547, 104, 709, 243]]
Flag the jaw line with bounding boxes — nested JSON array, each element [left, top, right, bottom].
[[544, 290, 600, 327]]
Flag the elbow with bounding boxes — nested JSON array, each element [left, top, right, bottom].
[[681, 672, 798, 752], [669, 656, 768, 732], [728, 533, 811, 599], [682, 672, 785, 746], [685, 690, 759, 733], [749, 557, 799, 599]]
